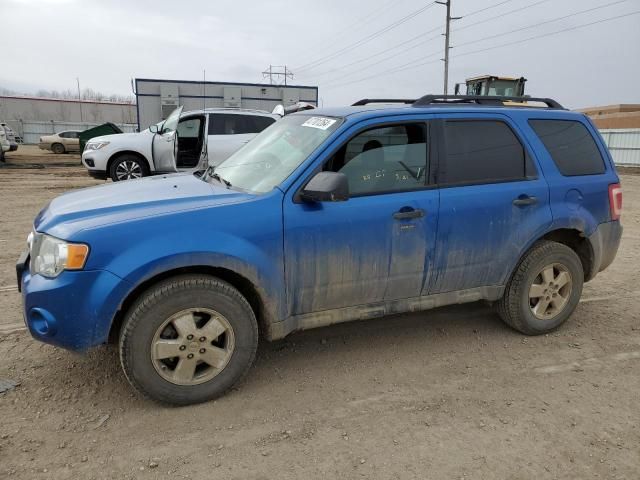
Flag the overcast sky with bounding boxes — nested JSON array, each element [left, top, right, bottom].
[[2, 0, 639, 109]]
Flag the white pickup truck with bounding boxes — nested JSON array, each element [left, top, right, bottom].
[[81, 107, 280, 181]]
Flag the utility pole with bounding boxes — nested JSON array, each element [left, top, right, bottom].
[[436, 0, 461, 95], [76, 77, 83, 122]]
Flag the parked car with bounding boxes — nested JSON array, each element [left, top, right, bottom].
[[81, 107, 280, 182], [17, 95, 622, 405], [0, 123, 19, 151], [39, 131, 82, 154], [0, 128, 9, 162]]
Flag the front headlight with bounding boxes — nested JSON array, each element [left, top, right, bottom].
[[84, 141, 109, 152], [29, 233, 89, 278]]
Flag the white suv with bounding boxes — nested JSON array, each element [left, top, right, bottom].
[[82, 107, 280, 181]]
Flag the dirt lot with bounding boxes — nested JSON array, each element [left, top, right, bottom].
[[0, 146, 639, 479]]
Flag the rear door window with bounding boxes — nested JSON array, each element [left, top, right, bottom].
[[529, 119, 605, 176], [249, 116, 276, 133], [208, 114, 248, 135], [440, 120, 532, 185]]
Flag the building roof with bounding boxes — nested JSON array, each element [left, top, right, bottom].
[[0, 95, 135, 106]]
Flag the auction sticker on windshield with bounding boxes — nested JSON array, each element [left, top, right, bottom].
[[301, 117, 337, 130]]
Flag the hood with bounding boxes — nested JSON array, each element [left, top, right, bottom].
[[35, 173, 253, 238], [90, 131, 151, 143]]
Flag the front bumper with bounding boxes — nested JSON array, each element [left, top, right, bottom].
[[86, 168, 108, 180], [17, 254, 131, 351], [81, 151, 109, 179]]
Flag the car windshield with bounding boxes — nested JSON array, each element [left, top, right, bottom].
[[206, 114, 342, 193]]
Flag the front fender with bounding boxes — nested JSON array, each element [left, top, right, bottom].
[[76, 196, 286, 340]]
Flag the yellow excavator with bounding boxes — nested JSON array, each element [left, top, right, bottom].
[[454, 75, 527, 97]]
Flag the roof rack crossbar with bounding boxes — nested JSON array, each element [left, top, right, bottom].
[[412, 95, 564, 109], [352, 98, 416, 106]]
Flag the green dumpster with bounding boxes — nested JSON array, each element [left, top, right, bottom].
[[78, 123, 124, 152]]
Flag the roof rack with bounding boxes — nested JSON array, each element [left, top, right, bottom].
[[412, 95, 564, 109], [351, 98, 415, 106]]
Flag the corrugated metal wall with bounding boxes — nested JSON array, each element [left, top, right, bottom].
[[10, 120, 137, 145], [600, 128, 640, 166]]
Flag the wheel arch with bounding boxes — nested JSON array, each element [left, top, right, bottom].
[[107, 150, 151, 175], [108, 265, 273, 345], [507, 228, 595, 286], [541, 228, 595, 281]]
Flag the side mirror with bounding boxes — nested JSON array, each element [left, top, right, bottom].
[[272, 104, 285, 117], [149, 124, 159, 133], [301, 172, 349, 202]]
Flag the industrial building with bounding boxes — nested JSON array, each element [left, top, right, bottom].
[[134, 78, 318, 130], [578, 104, 640, 129]]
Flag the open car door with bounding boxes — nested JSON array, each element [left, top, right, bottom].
[[152, 106, 183, 172]]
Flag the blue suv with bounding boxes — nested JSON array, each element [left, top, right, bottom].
[[17, 95, 622, 405]]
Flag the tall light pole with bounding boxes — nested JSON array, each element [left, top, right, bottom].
[[76, 77, 83, 122], [436, 0, 461, 95]]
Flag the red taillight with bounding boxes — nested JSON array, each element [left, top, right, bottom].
[[609, 183, 622, 221]]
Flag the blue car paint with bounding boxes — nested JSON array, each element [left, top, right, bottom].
[[19, 104, 621, 351], [282, 112, 440, 314]]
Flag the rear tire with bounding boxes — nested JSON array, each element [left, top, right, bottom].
[[109, 154, 149, 182], [497, 240, 583, 335], [51, 143, 65, 154], [119, 275, 259, 405]]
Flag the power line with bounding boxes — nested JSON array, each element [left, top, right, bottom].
[[300, 32, 443, 83], [452, 8, 640, 59], [323, 8, 639, 91], [293, 0, 406, 65], [295, 2, 437, 73], [459, 0, 516, 19], [454, 0, 629, 49], [323, 50, 443, 89], [454, 0, 552, 32], [300, 0, 539, 83]]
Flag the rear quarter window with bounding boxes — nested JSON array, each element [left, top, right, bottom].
[[529, 119, 605, 176], [441, 120, 533, 185]]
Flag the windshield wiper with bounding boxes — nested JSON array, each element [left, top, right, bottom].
[[204, 165, 232, 188], [212, 173, 232, 188]]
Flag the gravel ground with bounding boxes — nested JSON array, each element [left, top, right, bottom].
[[0, 146, 639, 479]]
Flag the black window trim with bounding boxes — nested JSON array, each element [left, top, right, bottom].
[[527, 117, 607, 177], [435, 117, 539, 189], [294, 119, 437, 203]]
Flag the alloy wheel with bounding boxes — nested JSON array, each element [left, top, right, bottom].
[[151, 308, 235, 386], [528, 263, 573, 320], [115, 160, 142, 180]]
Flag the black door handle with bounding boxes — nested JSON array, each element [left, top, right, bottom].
[[513, 195, 538, 206], [393, 208, 425, 220]]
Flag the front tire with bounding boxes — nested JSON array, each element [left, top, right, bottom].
[[497, 241, 583, 335], [109, 154, 149, 181], [119, 275, 258, 405]]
